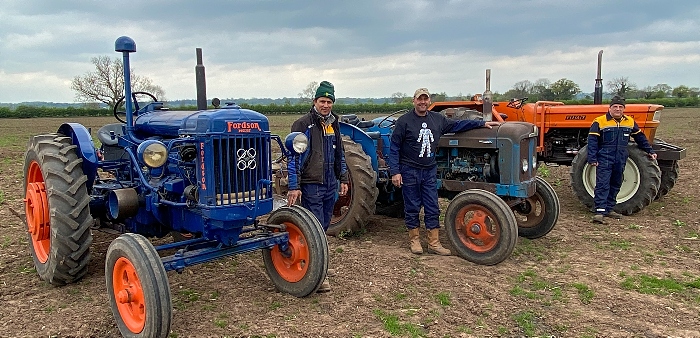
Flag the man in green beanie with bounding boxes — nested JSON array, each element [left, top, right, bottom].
[[287, 80, 349, 292]]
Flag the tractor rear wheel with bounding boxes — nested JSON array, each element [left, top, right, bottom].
[[655, 160, 679, 200], [512, 177, 560, 239], [106, 233, 172, 338], [263, 205, 329, 297], [570, 145, 660, 215], [23, 133, 93, 285], [444, 189, 518, 265], [327, 136, 378, 236]]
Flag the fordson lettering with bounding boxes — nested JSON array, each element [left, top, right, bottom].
[[199, 142, 206, 190], [565, 115, 586, 120], [227, 121, 262, 133]]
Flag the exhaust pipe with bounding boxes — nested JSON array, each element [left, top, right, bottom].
[[483, 69, 493, 121], [594, 50, 603, 104], [195, 48, 207, 110]]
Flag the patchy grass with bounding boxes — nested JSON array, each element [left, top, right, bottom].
[[621, 274, 700, 299], [373, 309, 425, 338], [572, 283, 595, 304]]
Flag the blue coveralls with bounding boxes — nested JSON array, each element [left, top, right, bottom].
[[300, 123, 339, 231], [587, 112, 653, 215]]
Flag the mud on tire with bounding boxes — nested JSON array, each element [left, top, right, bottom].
[[23, 133, 93, 285], [570, 145, 661, 215], [327, 136, 378, 236]]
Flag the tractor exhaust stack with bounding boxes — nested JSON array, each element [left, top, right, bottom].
[[195, 48, 207, 110], [483, 69, 493, 121], [594, 50, 603, 104]]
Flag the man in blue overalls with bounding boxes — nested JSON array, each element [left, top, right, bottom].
[[587, 95, 657, 224], [287, 81, 348, 292]]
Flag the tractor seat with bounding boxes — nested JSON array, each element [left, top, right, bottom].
[[366, 131, 381, 139], [97, 123, 125, 146], [356, 120, 374, 128]]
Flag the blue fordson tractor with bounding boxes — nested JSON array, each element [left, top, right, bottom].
[[285, 72, 560, 266], [23, 36, 327, 337]]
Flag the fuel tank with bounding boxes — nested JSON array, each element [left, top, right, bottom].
[[133, 105, 270, 137]]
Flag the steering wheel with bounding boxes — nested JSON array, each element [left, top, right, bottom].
[[113, 91, 158, 123], [506, 97, 528, 109], [377, 109, 407, 129]]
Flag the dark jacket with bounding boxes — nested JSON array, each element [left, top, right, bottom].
[[287, 108, 349, 190], [388, 108, 485, 175], [587, 112, 654, 165]]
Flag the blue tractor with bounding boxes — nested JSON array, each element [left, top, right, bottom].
[[22, 36, 327, 337], [313, 75, 560, 265]]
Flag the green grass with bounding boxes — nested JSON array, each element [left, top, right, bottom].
[[512, 311, 537, 337], [373, 309, 425, 338], [572, 283, 595, 304], [673, 219, 686, 227], [435, 292, 451, 306], [621, 274, 700, 296]]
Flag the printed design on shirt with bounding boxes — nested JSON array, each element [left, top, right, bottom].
[[417, 122, 434, 157]]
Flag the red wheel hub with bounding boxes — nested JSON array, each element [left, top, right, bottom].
[[24, 161, 50, 263], [455, 207, 500, 252], [270, 222, 309, 282], [113, 257, 146, 334]]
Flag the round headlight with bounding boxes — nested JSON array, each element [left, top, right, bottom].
[[522, 158, 529, 173], [284, 132, 308, 154], [138, 140, 168, 168]]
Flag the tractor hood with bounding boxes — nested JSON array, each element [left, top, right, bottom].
[[134, 106, 270, 137], [437, 121, 536, 148]]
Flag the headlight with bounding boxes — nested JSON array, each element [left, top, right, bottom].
[[137, 140, 168, 168], [284, 132, 308, 154], [532, 155, 538, 170], [522, 159, 529, 173]]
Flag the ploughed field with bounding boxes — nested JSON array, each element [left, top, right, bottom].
[[0, 109, 698, 337]]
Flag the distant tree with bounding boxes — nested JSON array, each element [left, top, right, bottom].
[[606, 77, 637, 97], [298, 81, 319, 104], [672, 85, 691, 98], [531, 78, 554, 101], [550, 78, 581, 100], [511, 80, 533, 98], [390, 92, 408, 104], [652, 84, 672, 98], [431, 92, 448, 102], [71, 56, 165, 110]]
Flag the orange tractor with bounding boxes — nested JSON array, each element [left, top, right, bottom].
[[430, 65, 686, 215]]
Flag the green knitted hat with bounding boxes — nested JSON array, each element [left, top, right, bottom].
[[314, 81, 335, 102]]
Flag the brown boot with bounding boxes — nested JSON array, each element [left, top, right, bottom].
[[408, 228, 423, 254], [427, 228, 451, 256]]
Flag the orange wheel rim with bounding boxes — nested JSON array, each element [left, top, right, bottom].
[[270, 222, 309, 282], [454, 205, 500, 253], [25, 161, 50, 263], [113, 257, 146, 334]]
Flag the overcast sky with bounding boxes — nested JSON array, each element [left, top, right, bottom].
[[1, 0, 698, 103]]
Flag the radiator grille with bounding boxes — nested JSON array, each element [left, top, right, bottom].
[[212, 134, 271, 205]]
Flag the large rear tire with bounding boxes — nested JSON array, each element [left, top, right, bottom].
[[327, 136, 378, 236], [570, 145, 660, 215], [444, 190, 518, 265], [263, 205, 328, 297], [23, 133, 93, 285], [512, 177, 560, 239], [106, 233, 172, 338]]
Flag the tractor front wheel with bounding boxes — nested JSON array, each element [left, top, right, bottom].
[[571, 145, 660, 215], [106, 233, 172, 338], [512, 177, 560, 239], [444, 189, 518, 265], [23, 133, 93, 285], [263, 205, 329, 297], [327, 136, 378, 236]]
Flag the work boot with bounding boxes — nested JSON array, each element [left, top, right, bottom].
[[605, 211, 623, 220], [592, 214, 608, 224], [317, 278, 331, 293], [427, 228, 451, 256], [408, 228, 423, 255]]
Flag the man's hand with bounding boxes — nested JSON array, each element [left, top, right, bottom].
[[391, 174, 402, 187], [589, 162, 598, 167], [287, 189, 301, 206], [484, 121, 501, 129], [649, 153, 657, 160], [339, 183, 349, 196]]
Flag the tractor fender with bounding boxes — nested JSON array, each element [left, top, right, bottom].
[[58, 123, 98, 190], [339, 122, 379, 171]]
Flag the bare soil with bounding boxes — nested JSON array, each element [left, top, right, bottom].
[[0, 110, 698, 338]]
